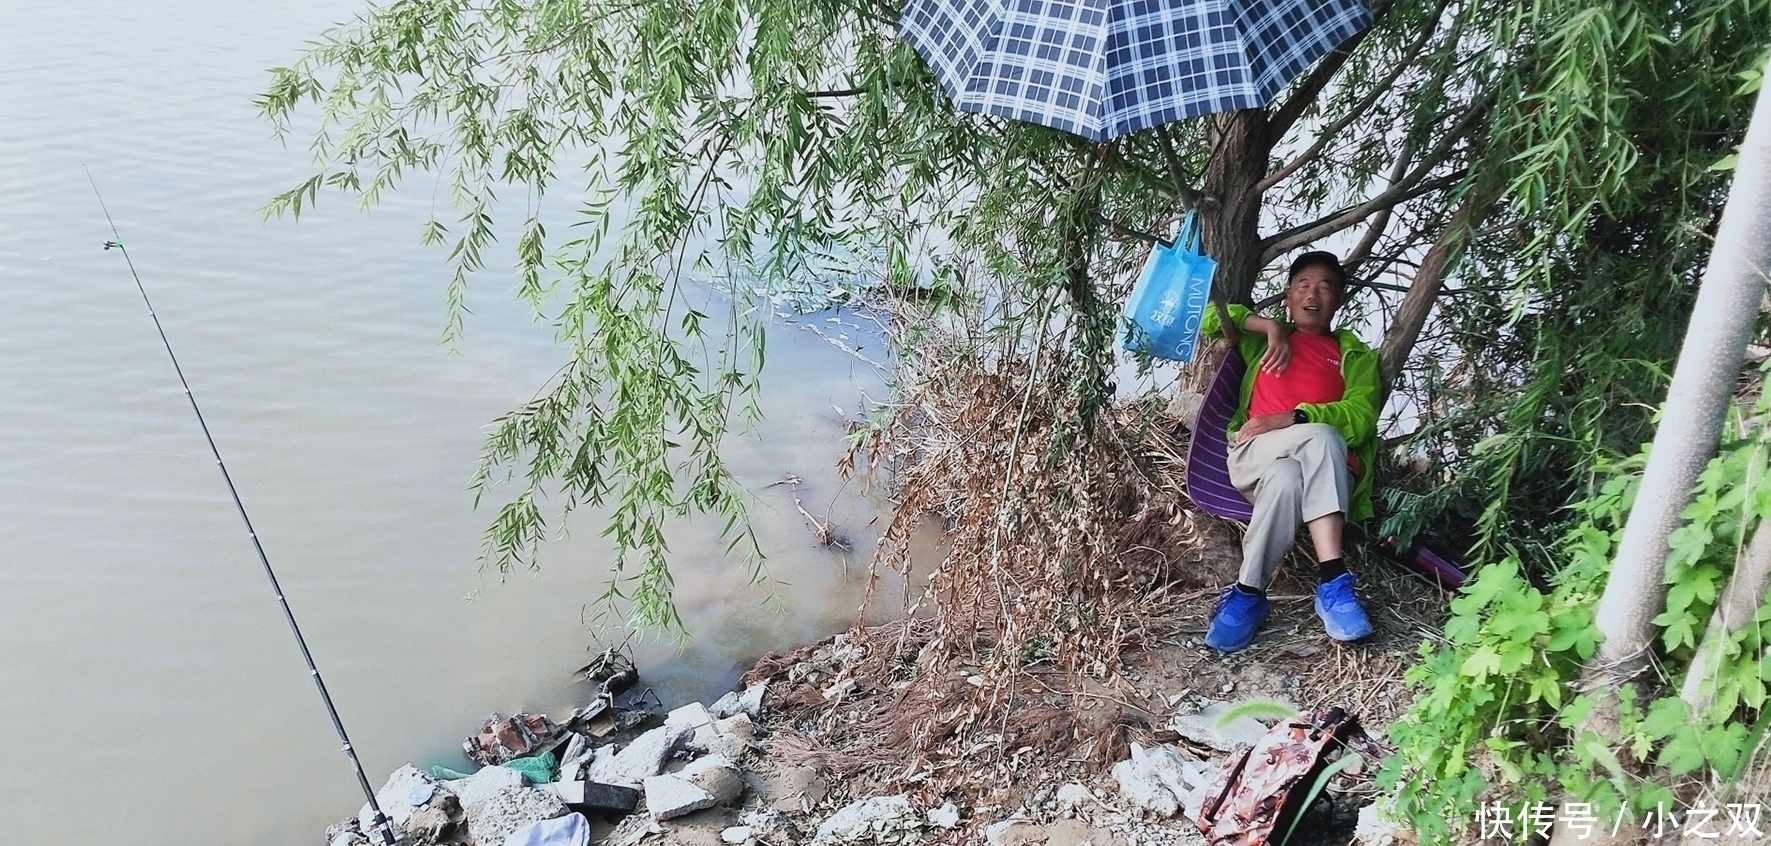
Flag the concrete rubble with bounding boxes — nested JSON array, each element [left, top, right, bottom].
[[1168, 700, 1271, 753], [812, 794, 922, 845], [321, 643, 1389, 846], [642, 772, 718, 821], [324, 676, 781, 846], [587, 723, 693, 787]]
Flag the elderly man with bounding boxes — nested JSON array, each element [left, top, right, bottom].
[[1198, 251, 1380, 652]]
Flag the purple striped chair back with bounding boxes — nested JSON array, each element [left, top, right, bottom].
[[1185, 350, 1255, 522]]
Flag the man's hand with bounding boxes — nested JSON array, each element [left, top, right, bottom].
[[1234, 412, 1295, 445], [1240, 314, 1291, 375], [1258, 324, 1291, 375]]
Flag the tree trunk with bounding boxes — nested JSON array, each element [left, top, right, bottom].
[[1377, 189, 1485, 386], [1549, 54, 1771, 846], [1198, 109, 1271, 306], [1680, 524, 1771, 718]]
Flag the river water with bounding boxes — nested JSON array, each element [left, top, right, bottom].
[[0, 3, 891, 843]]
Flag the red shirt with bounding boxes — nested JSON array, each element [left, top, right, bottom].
[[1247, 331, 1344, 418]]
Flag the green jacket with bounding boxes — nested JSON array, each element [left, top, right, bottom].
[[1200, 303, 1381, 522]]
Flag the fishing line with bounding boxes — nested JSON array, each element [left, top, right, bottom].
[[86, 168, 397, 846]]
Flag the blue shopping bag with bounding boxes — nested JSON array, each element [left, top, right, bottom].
[[1122, 211, 1216, 363]]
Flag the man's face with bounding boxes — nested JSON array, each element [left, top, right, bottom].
[[1286, 265, 1342, 334]]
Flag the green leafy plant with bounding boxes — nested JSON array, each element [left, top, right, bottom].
[[1381, 364, 1771, 841]]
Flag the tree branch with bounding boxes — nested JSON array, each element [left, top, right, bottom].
[[1344, 153, 1414, 270], [1265, 0, 1396, 144], [1379, 188, 1488, 384], [1258, 0, 1447, 192], [1152, 123, 1200, 207], [1259, 170, 1466, 262]]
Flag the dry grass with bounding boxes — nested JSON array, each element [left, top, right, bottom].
[[739, 323, 1453, 810]]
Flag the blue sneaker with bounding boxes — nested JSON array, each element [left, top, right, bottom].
[[1316, 573, 1374, 641], [1205, 585, 1270, 652]]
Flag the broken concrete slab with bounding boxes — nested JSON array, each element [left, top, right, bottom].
[[1169, 700, 1270, 752], [463, 785, 566, 846], [454, 763, 526, 811], [707, 690, 743, 719], [714, 713, 755, 740], [587, 723, 692, 787], [642, 773, 717, 820], [678, 754, 744, 805], [358, 765, 438, 833], [402, 794, 461, 846], [720, 825, 752, 844], [1129, 743, 1209, 808], [1112, 758, 1178, 818], [1054, 783, 1093, 810], [984, 819, 1046, 846], [666, 701, 713, 731], [813, 795, 921, 845]]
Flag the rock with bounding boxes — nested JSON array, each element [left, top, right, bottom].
[[714, 713, 756, 740], [927, 801, 960, 829], [985, 819, 1047, 846], [692, 710, 756, 754], [455, 763, 527, 810], [1054, 783, 1093, 810], [708, 690, 744, 719], [587, 723, 693, 787], [1130, 742, 1210, 815], [559, 733, 588, 773], [358, 765, 438, 833], [1355, 803, 1418, 845], [463, 785, 566, 846], [738, 683, 766, 718], [678, 754, 744, 805], [1112, 759, 1178, 818], [813, 795, 921, 845], [1169, 701, 1270, 752], [642, 773, 717, 820], [403, 798, 460, 846], [703, 733, 752, 761], [709, 684, 767, 719], [741, 808, 803, 844], [720, 825, 753, 844]]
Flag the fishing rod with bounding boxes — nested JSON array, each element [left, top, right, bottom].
[[86, 169, 397, 846]]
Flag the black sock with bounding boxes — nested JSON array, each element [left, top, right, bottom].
[[1318, 557, 1349, 584], [1235, 582, 1266, 597]]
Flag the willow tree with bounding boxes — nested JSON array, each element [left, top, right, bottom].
[[256, 0, 1534, 627], [258, 0, 1765, 685]]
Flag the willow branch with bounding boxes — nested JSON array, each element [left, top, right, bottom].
[[1152, 123, 1200, 207]]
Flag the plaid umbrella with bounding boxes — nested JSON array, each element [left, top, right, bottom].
[[899, 0, 1373, 142]]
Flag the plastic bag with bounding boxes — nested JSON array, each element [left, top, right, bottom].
[[1122, 210, 1217, 363]]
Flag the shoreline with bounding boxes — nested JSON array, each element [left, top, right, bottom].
[[326, 535, 1443, 846]]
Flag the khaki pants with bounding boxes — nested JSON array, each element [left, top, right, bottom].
[[1226, 423, 1350, 587]]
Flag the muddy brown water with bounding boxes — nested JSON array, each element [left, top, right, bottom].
[[0, 3, 897, 843]]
